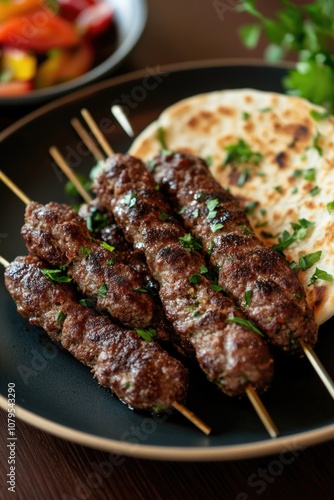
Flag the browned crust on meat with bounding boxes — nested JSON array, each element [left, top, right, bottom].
[[151, 152, 318, 353], [93, 154, 274, 396]]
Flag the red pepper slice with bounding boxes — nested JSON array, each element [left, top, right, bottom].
[[0, 9, 80, 53]]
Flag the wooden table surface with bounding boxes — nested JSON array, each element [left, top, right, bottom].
[[1, 1, 334, 498]]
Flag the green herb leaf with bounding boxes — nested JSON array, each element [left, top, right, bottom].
[[97, 283, 108, 297], [80, 246, 91, 256], [79, 298, 96, 308], [101, 241, 115, 253], [226, 316, 264, 337], [244, 289, 253, 306], [210, 222, 224, 233], [179, 233, 202, 252], [189, 274, 201, 285], [123, 192, 137, 208], [135, 328, 157, 342], [299, 250, 322, 271], [211, 284, 225, 292], [57, 311, 66, 323], [327, 201, 334, 214], [308, 267, 333, 286], [224, 138, 263, 167], [310, 109, 330, 121], [41, 268, 72, 283]]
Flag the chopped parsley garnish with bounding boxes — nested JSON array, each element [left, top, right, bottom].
[[86, 208, 109, 233], [207, 240, 215, 255], [79, 298, 96, 308], [206, 198, 219, 219], [242, 111, 251, 120], [327, 201, 334, 214], [224, 138, 263, 167], [244, 289, 252, 307], [310, 131, 323, 156], [101, 241, 115, 253], [97, 283, 108, 297], [179, 233, 202, 252], [303, 168, 316, 181], [106, 258, 115, 266], [226, 317, 264, 337], [210, 222, 224, 233], [310, 185, 320, 196], [273, 185, 282, 193], [135, 328, 157, 342], [157, 126, 168, 150], [41, 268, 72, 283], [178, 206, 187, 214], [310, 110, 330, 121], [80, 246, 91, 256], [148, 160, 156, 172], [158, 212, 170, 221], [308, 268, 333, 286], [238, 167, 251, 187], [123, 192, 137, 208], [299, 251, 322, 271], [192, 208, 199, 218], [199, 265, 209, 274], [211, 284, 225, 292], [245, 200, 259, 215], [205, 155, 213, 167], [294, 293, 301, 299], [273, 219, 315, 252], [259, 107, 271, 112], [57, 311, 66, 323], [133, 287, 149, 293], [189, 274, 202, 285]]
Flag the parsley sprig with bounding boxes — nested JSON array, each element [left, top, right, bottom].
[[238, 0, 334, 111]]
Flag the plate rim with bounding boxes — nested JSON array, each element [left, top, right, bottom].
[[2, 59, 333, 461], [1, 395, 333, 460]]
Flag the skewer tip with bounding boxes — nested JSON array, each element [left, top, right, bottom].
[[245, 385, 279, 439], [172, 401, 212, 436]]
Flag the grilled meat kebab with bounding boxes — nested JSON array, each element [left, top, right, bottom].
[[151, 152, 318, 353], [93, 154, 274, 397], [4, 255, 189, 411], [21, 201, 164, 333]]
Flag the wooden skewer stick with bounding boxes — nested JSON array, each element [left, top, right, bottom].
[[0, 256, 9, 268], [71, 118, 105, 163], [246, 385, 279, 439], [172, 401, 211, 435], [49, 147, 93, 204], [0, 170, 31, 205], [111, 104, 135, 138], [81, 108, 115, 157], [300, 339, 334, 400]]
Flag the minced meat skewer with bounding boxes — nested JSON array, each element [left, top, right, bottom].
[[21, 201, 160, 331], [150, 152, 318, 354], [92, 154, 274, 397], [4, 255, 189, 412], [78, 200, 160, 297]]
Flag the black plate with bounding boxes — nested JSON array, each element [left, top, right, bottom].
[[1, 61, 334, 460]]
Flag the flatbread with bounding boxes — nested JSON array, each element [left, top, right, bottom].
[[129, 89, 334, 326]]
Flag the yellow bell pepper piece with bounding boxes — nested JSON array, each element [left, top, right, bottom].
[[0, 0, 44, 23], [2, 48, 37, 81]]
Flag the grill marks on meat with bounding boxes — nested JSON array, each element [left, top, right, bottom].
[[4, 256, 189, 411], [93, 154, 274, 397], [151, 152, 318, 353], [21, 201, 157, 329]]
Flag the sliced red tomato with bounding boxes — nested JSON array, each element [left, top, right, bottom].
[[58, 0, 97, 22], [0, 10, 80, 53], [35, 40, 94, 88], [75, 2, 113, 38], [0, 80, 32, 96]]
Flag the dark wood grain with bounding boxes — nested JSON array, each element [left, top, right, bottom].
[[1, 410, 334, 500], [1, 1, 334, 499]]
